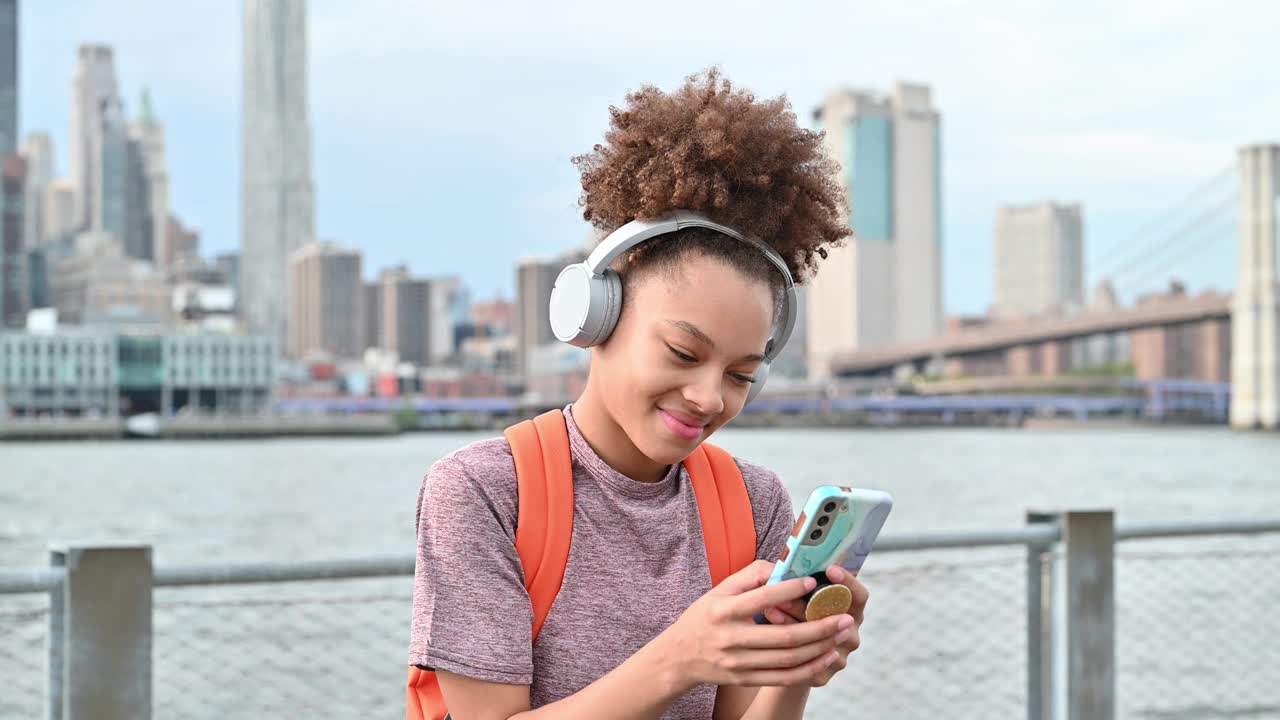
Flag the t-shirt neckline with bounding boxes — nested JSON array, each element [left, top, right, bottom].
[[563, 404, 682, 499]]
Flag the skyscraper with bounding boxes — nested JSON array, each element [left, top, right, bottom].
[[287, 241, 361, 359], [41, 178, 76, 246], [379, 266, 432, 367], [167, 215, 200, 266], [993, 202, 1084, 317], [515, 257, 555, 376], [0, 0, 17, 155], [215, 252, 240, 302], [91, 95, 128, 244], [19, 133, 53, 249], [515, 248, 588, 377], [362, 281, 382, 353], [1, 154, 26, 327], [366, 266, 466, 367], [70, 45, 120, 231], [807, 82, 943, 377], [427, 276, 467, 364], [127, 90, 169, 266], [241, 0, 315, 354]]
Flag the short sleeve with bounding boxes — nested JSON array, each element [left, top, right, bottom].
[[408, 453, 534, 685], [735, 459, 796, 563]]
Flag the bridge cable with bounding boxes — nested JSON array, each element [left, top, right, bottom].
[[1090, 165, 1236, 276]]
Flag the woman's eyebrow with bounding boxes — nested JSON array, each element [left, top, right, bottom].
[[664, 319, 766, 363], [665, 319, 716, 348]]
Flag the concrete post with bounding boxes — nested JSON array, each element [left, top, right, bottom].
[[49, 544, 152, 720], [1062, 511, 1115, 720]]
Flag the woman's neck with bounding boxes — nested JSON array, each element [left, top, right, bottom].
[[572, 383, 669, 483]]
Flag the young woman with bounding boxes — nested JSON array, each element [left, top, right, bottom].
[[410, 68, 865, 720]]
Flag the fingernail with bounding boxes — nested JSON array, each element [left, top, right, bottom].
[[803, 577, 817, 591], [838, 615, 854, 630], [828, 566, 845, 580], [835, 630, 850, 644], [827, 651, 840, 664]]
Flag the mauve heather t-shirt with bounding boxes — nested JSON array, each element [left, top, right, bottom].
[[408, 405, 795, 718]]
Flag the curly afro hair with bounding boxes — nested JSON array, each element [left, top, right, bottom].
[[572, 67, 850, 287]]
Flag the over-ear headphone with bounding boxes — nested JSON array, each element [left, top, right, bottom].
[[548, 210, 797, 404]]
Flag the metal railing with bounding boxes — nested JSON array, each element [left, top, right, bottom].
[[2, 512, 1277, 720]]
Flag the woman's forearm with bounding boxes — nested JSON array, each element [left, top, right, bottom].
[[739, 685, 810, 720], [509, 633, 693, 720]]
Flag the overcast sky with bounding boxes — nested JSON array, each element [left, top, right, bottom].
[[19, 0, 1276, 314]]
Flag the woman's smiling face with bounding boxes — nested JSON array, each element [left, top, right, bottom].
[[592, 252, 775, 466]]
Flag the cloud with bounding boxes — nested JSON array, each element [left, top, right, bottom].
[[21, 0, 1279, 314], [1003, 130, 1232, 184]]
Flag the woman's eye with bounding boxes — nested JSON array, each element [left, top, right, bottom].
[[730, 373, 756, 385], [668, 346, 696, 363]]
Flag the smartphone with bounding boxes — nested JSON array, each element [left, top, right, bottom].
[[767, 485, 894, 587]]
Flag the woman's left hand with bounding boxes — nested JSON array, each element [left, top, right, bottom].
[[757, 565, 869, 687]]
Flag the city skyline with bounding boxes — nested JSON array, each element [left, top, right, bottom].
[[16, 1, 1273, 315]]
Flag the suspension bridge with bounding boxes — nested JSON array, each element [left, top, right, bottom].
[[826, 143, 1278, 428]]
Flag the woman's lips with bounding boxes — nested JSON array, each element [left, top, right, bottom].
[[659, 408, 705, 440]]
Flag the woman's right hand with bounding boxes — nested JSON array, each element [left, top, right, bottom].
[[656, 560, 854, 690]]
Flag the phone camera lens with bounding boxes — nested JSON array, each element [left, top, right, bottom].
[[817, 515, 830, 527], [823, 501, 837, 513], [809, 529, 823, 541]]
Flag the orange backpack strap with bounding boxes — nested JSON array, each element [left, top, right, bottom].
[[685, 442, 757, 586], [406, 667, 447, 720], [407, 409, 574, 720], [505, 409, 575, 641]]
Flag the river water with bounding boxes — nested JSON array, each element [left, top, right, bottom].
[[2, 426, 1278, 718]]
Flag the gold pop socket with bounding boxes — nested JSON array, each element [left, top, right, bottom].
[[804, 582, 853, 622]]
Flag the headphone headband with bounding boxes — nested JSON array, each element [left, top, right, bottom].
[[583, 211, 797, 363]]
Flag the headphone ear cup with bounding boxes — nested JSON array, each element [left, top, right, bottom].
[[549, 263, 595, 347], [746, 361, 770, 405], [590, 268, 624, 345]]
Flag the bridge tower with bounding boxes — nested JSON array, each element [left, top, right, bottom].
[[1231, 144, 1280, 429]]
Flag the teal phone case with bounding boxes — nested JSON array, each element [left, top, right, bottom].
[[767, 486, 894, 585]]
